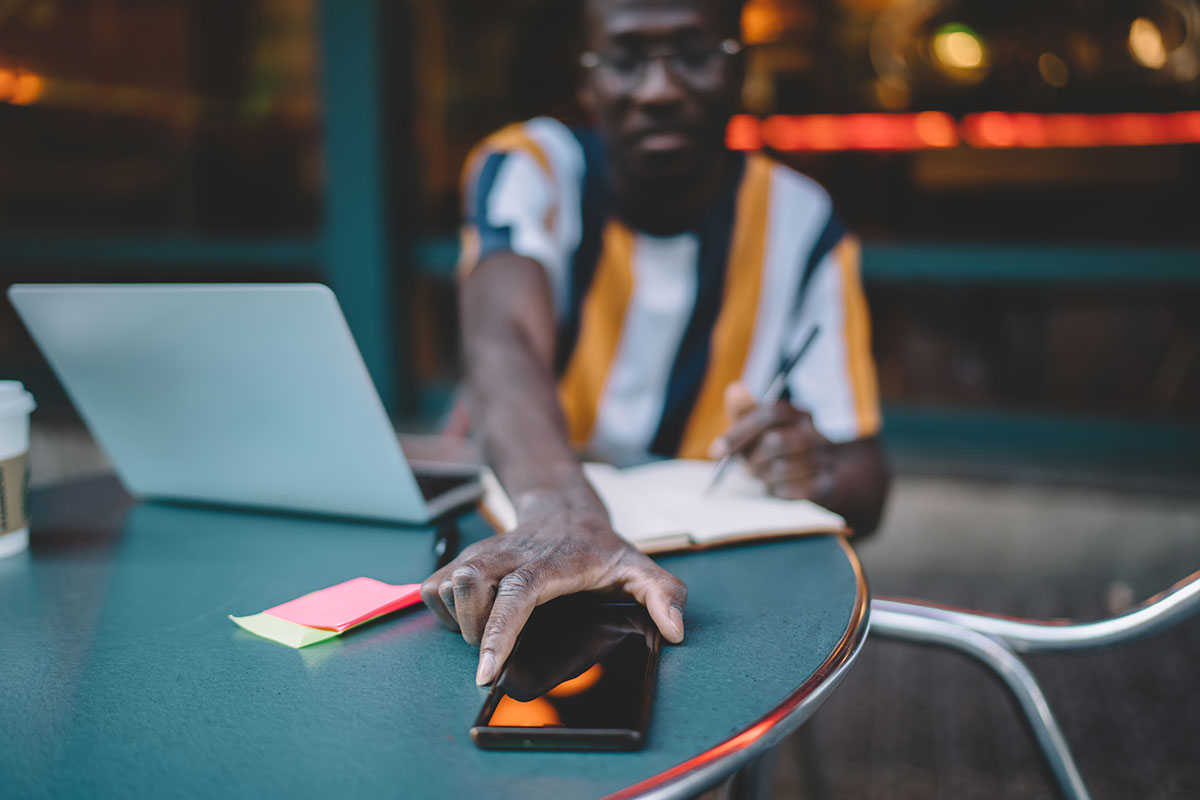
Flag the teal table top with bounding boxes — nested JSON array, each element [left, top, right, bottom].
[[0, 477, 867, 800]]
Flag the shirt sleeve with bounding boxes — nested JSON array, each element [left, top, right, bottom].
[[458, 128, 568, 313], [786, 232, 882, 444]]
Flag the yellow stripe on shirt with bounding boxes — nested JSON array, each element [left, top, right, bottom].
[[472, 122, 556, 179], [676, 153, 774, 459], [557, 220, 636, 447], [834, 235, 882, 437], [456, 223, 482, 279]]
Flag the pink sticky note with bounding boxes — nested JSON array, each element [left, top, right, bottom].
[[265, 577, 423, 631]]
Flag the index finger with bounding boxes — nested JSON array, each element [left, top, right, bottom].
[[716, 403, 798, 457], [420, 564, 460, 631], [474, 568, 541, 686]]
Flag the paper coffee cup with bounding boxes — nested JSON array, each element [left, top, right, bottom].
[[0, 381, 35, 558]]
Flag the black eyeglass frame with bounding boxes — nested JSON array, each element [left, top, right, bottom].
[[579, 38, 743, 92]]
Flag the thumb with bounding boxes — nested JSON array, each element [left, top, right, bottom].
[[710, 383, 759, 457], [724, 382, 757, 423]]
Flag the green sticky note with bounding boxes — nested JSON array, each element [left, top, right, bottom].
[[229, 613, 340, 649]]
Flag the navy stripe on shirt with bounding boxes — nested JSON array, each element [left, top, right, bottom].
[[798, 208, 845, 299], [778, 208, 846, 401], [648, 156, 745, 457], [471, 152, 516, 260], [554, 128, 609, 376]]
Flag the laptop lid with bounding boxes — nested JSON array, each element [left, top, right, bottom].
[[9, 283, 434, 524]]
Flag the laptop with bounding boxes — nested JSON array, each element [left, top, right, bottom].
[[8, 283, 482, 525]]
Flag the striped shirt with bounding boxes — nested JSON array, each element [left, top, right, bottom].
[[460, 117, 881, 464]]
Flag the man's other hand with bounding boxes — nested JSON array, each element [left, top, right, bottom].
[[710, 382, 833, 501], [420, 512, 687, 686]]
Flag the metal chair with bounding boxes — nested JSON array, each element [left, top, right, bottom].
[[871, 569, 1200, 800]]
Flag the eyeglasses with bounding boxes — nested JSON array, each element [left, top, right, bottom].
[[579, 39, 742, 94]]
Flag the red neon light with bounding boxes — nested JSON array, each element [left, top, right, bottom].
[[1041, 114, 1098, 148], [963, 112, 1184, 148], [727, 111, 1200, 151], [914, 111, 958, 147], [726, 114, 764, 150], [1176, 111, 1200, 141], [747, 112, 958, 152]]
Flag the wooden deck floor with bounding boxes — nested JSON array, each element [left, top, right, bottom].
[[781, 475, 1200, 800]]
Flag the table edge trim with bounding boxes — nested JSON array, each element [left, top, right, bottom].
[[601, 535, 871, 800]]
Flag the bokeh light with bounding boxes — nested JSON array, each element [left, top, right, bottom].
[[1129, 17, 1168, 69], [12, 73, 44, 105], [914, 111, 958, 147], [1037, 52, 1070, 88], [742, 0, 785, 45], [933, 25, 985, 70], [0, 70, 44, 106]]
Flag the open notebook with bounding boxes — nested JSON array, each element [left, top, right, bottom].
[[480, 459, 848, 554]]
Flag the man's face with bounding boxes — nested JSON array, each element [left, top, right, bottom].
[[581, 0, 742, 184]]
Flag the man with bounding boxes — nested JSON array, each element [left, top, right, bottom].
[[421, 0, 889, 686]]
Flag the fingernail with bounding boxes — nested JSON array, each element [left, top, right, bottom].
[[476, 652, 496, 686], [709, 438, 727, 459], [668, 607, 685, 641]]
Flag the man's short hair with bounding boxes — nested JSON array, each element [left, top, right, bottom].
[[583, 0, 748, 40]]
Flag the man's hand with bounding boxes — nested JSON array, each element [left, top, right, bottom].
[[710, 383, 833, 501], [420, 510, 687, 686]]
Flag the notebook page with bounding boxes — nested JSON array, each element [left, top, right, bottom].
[[582, 463, 681, 543], [621, 459, 766, 497], [478, 465, 681, 544], [479, 468, 518, 531], [664, 491, 845, 542], [622, 459, 846, 543]]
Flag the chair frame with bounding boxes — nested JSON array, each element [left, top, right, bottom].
[[871, 569, 1200, 800]]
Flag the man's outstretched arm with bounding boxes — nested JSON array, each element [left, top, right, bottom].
[[420, 252, 688, 686]]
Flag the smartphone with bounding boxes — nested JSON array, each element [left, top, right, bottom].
[[470, 595, 661, 751]]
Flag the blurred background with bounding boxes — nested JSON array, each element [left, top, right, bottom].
[[1, 1, 1198, 797]]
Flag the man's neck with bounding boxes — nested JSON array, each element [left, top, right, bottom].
[[609, 150, 738, 236]]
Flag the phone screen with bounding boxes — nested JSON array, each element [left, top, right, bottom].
[[471, 596, 661, 750]]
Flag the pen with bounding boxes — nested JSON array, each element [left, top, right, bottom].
[[704, 325, 821, 494]]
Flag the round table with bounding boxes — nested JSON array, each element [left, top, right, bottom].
[[0, 477, 868, 799]]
